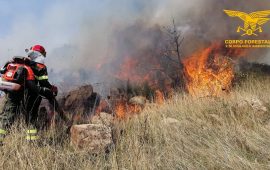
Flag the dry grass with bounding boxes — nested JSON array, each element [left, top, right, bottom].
[[1, 74, 270, 170]]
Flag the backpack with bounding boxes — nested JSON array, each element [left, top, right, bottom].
[[2, 63, 26, 84]]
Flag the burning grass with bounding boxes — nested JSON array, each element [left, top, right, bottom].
[[183, 43, 246, 97], [0, 74, 270, 169], [112, 43, 247, 119]]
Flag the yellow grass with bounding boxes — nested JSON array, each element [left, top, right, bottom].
[[1, 74, 270, 170]]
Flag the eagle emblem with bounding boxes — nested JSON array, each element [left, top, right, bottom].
[[224, 10, 270, 36]]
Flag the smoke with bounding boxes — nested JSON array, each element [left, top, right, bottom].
[[0, 0, 270, 89]]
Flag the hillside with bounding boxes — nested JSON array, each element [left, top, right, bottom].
[[0, 74, 270, 170]]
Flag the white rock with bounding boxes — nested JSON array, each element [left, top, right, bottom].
[[237, 96, 267, 113], [70, 124, 112, 153], [91, 112, 114, 126]]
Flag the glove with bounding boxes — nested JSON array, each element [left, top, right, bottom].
[[40, 87, 54, 100], [51, 85, 58, 96]]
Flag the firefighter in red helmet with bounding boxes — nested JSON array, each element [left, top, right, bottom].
[[26, 45, 67, 129], [26, 45, 54, 90], [31, 45, 46, 57], [0, 57, 55, 142]]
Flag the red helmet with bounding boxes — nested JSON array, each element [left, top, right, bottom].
[[30, 45, 46, 57]]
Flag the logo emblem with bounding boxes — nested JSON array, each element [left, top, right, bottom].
[[224, 10, 270, 36]]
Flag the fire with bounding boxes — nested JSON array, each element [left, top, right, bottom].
[[183, 43, 245, 97], [103, 42, 246, 118], [114, 56, 152, 84], [114, 100, 145, 119], [114, 91, 165, 119], [154, 90, 165, 104], [112, 52, 173, 118], [115, 101, 127, 119]]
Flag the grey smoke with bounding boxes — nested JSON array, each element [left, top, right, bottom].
[[0, 0, 270, 89]]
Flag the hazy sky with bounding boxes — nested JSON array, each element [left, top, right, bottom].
[[0, 0, 269, 85], [0, 1, 104, 57], [0, 0, 162, 64]]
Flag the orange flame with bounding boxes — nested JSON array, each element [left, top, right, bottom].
[[114, 101, 144, 119], [183, 43, 245, 97], [114, 56, 163, 85], [114, 57, 147, 83], [113, 55, 169, 118], [115, 101, 127, 119], [114, 91, 165, 119], [154, 90, 165, 105]]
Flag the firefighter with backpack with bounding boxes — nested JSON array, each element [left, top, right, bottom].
[[0, 49, 56, 143]]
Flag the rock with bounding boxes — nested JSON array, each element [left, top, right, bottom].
[[129, 96, 147, 106], [162, 117, 180, 125], [58, 85, 101, 121], [95, 99, 111, 114], [70, 124, 113, 153], [127, 96, 147, 115], [234, 96, 269, 122], [91, 112, 114, 126], [65, 85, 93, 106], [90, 116, 103, 125], [237, 96, 267, 113], [63, 85, 95, 114]]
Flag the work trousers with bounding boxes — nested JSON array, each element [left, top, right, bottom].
[[0, 90, 40, 141]]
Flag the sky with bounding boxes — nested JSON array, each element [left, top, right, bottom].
[[0, 0, 163, 64], [0, 0, 269, 86], [0, 0, 103, 56], [0, 0, 169, 70], [0, 0, 169, 85]]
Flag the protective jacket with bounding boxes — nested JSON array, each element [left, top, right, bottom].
[[30, 62, 52, 89], [27, 59, 67, 127], [0, 57, 54, 142]]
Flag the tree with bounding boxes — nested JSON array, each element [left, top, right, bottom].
[[163, 19, 185, 89]]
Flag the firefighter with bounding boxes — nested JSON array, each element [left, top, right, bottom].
[[25, 45, 68, 128], [26, 45, 53, 90], [0, 57, 55, 142], [25, 45, 56, 127]]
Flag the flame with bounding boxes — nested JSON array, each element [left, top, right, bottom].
[[183, 43, 245, 97], [114, 56, 163, 85], [112, 54, 169, 118], [154, 90, 165, 104], [114, 101, 144, 119], [115, 101, 127, 119], [114, 90, 165, 119], [114, 57, 148, 83]]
